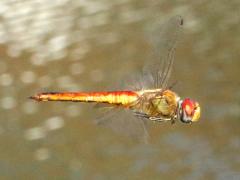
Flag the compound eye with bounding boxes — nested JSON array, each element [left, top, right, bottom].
[[180, 98, 200, 123], [182, 98, 194, 114]]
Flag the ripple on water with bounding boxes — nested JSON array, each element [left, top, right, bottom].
[[44, 116, 65, 131], [20, 71, 36, 84], [24, 126, 46, 141], [1, 96, 16, 110], [34, 148, 50, 161], [22, 101, 38, 114], [0, 73, 13, 86], [65, 104, 81, 117], [0, 23, 8, 44]]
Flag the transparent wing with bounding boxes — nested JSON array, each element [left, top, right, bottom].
[[95, 106, 149, 143], [143, 15, 183, 89], [118, 71, 154, 91]]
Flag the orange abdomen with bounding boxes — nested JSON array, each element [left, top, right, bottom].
[[30, 91, 139, 106]]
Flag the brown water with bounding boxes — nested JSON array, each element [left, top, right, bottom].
[[0, 0, 239, 179]]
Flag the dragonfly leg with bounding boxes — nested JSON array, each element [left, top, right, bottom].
[[134, 112, 176, 123], [171, 114, 178, 124], [149, 116, 172, 122], [134, 111, 149, 119]]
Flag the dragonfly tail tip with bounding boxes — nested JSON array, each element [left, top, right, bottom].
[[29, 95, 40, 101]]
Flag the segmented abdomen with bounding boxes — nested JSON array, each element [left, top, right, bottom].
[[30, 91, 139, 106]]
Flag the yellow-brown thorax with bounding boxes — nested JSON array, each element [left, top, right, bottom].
[[132, 89, 179, 119]]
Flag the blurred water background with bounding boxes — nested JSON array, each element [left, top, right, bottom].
[[0, 0, 239, 179]]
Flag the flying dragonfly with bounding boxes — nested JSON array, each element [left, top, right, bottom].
[[30, 16, 200, 141]]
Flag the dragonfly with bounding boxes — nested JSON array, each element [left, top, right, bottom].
[[30, 16, 200, 141]]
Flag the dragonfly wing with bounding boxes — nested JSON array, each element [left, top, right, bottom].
[[143, 15, 183, 89], [95, 107, 149, 143], [119, 71, 154, 91]]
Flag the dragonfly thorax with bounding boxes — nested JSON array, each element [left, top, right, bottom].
[[151, 97, 172, 116], [136, 89, 180, 121]]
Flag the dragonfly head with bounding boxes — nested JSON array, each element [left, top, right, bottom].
[[178, 98, 200, 123]]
